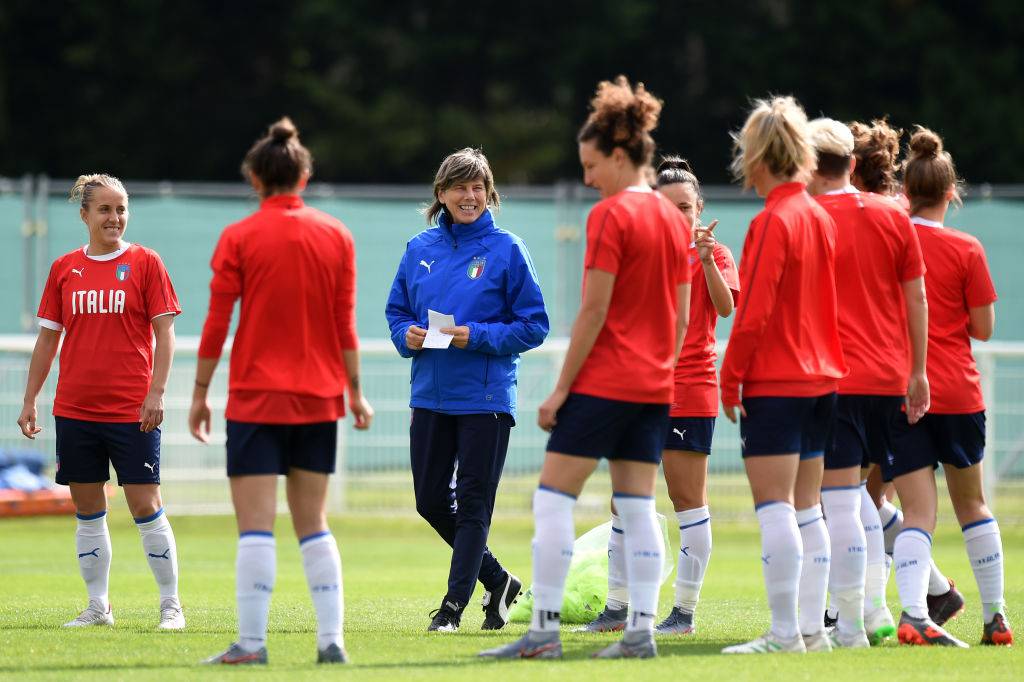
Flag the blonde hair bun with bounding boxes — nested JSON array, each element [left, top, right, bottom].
[[808, 118, 854, 156]]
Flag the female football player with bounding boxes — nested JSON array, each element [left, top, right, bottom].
[[480, 76, 691, 660], [719, 96, 846, 654], [580, 158, 738, 637], [889, 127, 1011, 647], [807, 118, 927, 647], [191, 117, 373, 665], [18, 174, 183, 630]]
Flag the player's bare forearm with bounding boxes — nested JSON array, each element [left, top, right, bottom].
[[902, 277, 928, 375], [675, 283, 691, 357], [193, 357, 219, 400], [149, 315, 175, 397], [703, 260, 735, 318], [23, 328, 61, 404], [343, 348, 363, 397]]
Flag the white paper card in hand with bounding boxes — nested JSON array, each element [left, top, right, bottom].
[[423, 309, 456, 349]]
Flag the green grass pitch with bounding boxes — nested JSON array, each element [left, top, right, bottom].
[[0, 512, 1019, 680]]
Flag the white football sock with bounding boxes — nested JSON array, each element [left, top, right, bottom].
[[674, 506, 712, 614], [878, 500, 902, 555], [757, 502, 802, 639], [135, 508, 179, 602], [237, 532, 276, 652], [300, 531, 344, 650], [615, 494, 664, 633], [606, 513, 628, 610], [75, 511, 111, 610], [962, 518, 1005, 622], [797, 504, 830, 636], [893, 528, 931, 619], [530, 487, 576, 632], [927, 558, 950, 596], [822, 488, 865, 635], [860, 485, 887, 613]]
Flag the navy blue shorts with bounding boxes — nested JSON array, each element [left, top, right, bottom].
[[226, 420, 337, 477], [546, 393, 669, 464], [883, 411, 985, 480], [740, 393, 836, 459], [826, 395, 904, 470], [664, 416, 715, 454], [54, 416, 161, 486]]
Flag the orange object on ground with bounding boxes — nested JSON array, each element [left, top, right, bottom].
[[0, 486, 110, 517]]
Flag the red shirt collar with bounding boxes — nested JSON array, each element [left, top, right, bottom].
[[764, 181, 806, 208], [260, 194, 305, 210]]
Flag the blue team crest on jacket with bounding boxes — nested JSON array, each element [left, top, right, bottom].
[[467, 257, 486, 280], [115, 264, 130, 281]]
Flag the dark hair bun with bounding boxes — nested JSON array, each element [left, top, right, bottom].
[[909, 126, 942, 159], [657, 156, 693, 174], [269, 117, 298, 143]]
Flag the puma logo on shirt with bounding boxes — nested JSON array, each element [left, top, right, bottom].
[[71, 268, 85, 278], [419, 260, 435, 273]]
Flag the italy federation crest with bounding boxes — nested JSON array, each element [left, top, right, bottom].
[[115, 264, 130, 282], [466, 257, 486, 280]]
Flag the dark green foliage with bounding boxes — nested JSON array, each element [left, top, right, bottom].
[[1, 0, 1022, 183]]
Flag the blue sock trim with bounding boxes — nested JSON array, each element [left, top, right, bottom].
[[239, 530, 274, 539], [612, 492, 655, 500], [900, 527, 932, 544], [881, 513, 899, 531], [821, 485, 861, 492], [299, 530, 332, 545], [798, 516, 824, 528], [754, 500, 787, 511], [133, 507, 164, 524], [961, 517, 995, 532], [537, 484, 577, 500], [611, 526, 624, 534], [679, 517, 710, 530], [76, 510, 107, 521]]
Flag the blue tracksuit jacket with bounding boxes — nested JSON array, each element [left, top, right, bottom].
[[385, 209, 549, 419]]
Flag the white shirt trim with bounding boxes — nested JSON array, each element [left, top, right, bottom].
[[625, 185, 653, 193], [38, 318, 63, 331], [81, 242, 132, 261], [151, 311, 177, 321], [910, 216, 944, 229], [824, 185, 859, 195]]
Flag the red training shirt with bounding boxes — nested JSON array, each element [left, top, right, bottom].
[[671, 242, 740, 417], [571, 187, 691, 404], [37, 243, 181, 422], [816, 187, 925, 395], [912, 217, 997, 414], [197, 195, 359, 424], [720, 182, 847, 405]]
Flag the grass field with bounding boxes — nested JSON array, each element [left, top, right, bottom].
[[0, 512, 1020, 681]]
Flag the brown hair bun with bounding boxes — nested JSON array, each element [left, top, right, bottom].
[[577, 75, 663, 167], [908, 127, 942, 159]]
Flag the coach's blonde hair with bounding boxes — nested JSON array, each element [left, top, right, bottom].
[[904, 126, 962, 215], [424, 148, 500, 225], [69, 174, 127, 207], [730, 96, 815, 189]]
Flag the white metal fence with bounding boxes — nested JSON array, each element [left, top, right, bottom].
[[2, 335, 1023, 519]]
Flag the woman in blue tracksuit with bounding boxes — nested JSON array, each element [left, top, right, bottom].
[[386, 148, 549, 633]]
